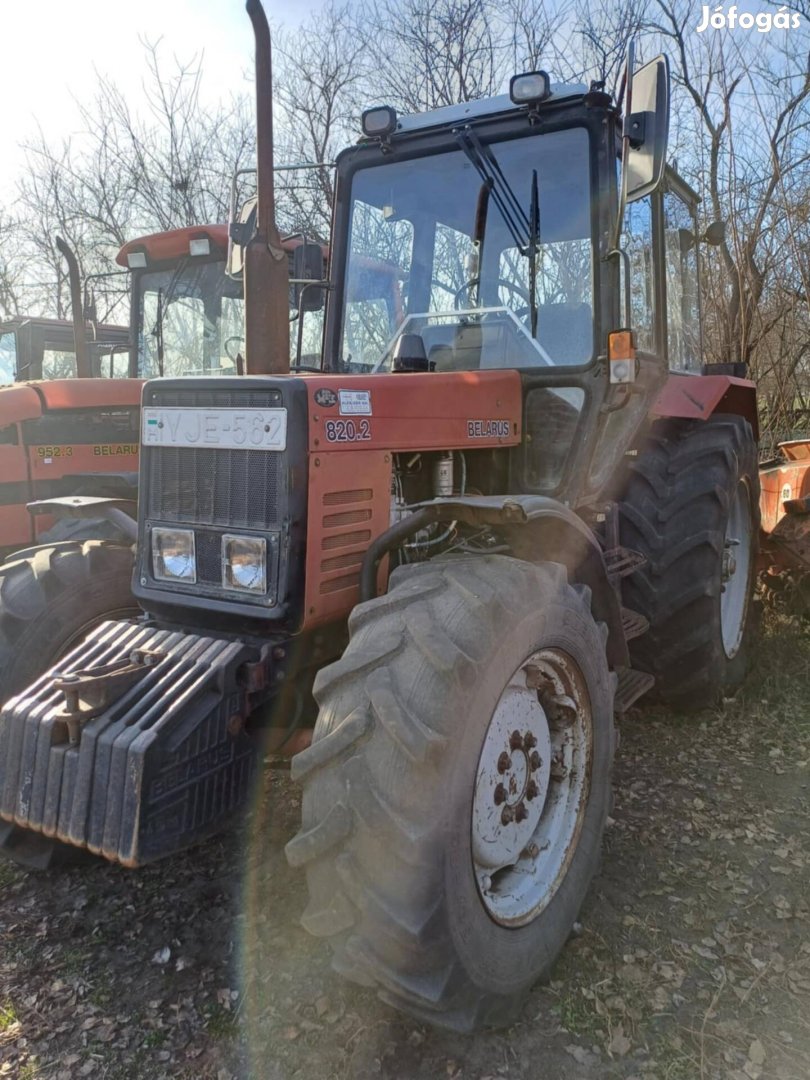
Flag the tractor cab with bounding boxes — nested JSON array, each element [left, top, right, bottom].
[[116, 225, 332, 378], [0, 316, 129, 383]]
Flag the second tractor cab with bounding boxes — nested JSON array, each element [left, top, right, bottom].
[[0, 315, 129, 383], [0, 2, 772, 1033]]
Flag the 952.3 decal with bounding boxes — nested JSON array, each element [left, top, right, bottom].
[[324, 418, 372, 443]]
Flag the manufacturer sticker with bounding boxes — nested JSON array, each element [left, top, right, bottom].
[[467, 420, 511, 438], [338, 389, 372, 416], [324, 418, 372, 443], [314, 388, 338, 408]]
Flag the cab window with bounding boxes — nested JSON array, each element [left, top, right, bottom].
[[0, 332, 16, 382], [623, 196, 654, 354], [664, 190, 700, 371]]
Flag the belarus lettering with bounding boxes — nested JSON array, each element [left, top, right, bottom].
[[467, 419, 511, 439], [93, 444, 138, 456]]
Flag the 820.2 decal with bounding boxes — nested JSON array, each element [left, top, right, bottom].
[[324, 418, 371, 442]]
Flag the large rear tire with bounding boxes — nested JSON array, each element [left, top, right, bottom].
[[0, 540, 138, 706], [286, 556, 615, 1031], [618, 415, 760, 710]]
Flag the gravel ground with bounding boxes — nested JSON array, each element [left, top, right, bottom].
[[1, 610, 809, 1080]]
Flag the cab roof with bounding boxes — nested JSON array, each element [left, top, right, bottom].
[[116, 225, 326, 268], [376, 83, 590, 141]]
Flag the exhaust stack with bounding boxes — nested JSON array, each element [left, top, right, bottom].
[[244, 0, 291, 375], [55, 236, 92, 378]]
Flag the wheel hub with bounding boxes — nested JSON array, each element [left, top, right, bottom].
[[471, 649, 591, 927]]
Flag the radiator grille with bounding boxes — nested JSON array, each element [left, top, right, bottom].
[[144, 387, 284, 530]]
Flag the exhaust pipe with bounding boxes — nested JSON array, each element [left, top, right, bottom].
[[244, 0, 291, 376], [55, 236, 92, 378]]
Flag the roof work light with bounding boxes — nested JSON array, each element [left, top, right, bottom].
[[361, 106, 398, 138], [509, 71, 551, 106]]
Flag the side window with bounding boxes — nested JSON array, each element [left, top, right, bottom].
[[95, 349, 130, 378], [42, 348, 77, 379], [293, 308, 325, 367], [664, 192, 700, 371], [0, 332, 16, 382], [623, 197, 654, 353]]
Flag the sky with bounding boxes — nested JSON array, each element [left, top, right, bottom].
[[0, 0, 318, 203]]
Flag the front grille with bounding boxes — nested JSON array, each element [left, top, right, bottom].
[[139, 381, 295, 613], [144, 387, 284, 530]]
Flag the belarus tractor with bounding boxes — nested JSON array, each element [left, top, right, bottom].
[[2, 0, 806, 1032]]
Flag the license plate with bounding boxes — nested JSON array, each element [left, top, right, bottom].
[[142, 407, 287, 451]]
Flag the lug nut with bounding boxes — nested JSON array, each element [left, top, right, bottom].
[[514, 801, 528, 823], [501, 805, 515, 825], [509, 730, 524, 751], [551, 760, 568, 781], [493, 783, 506, 805], [530, 750, 541, 771], [497, 751, 512, 774], [526, 779, 539, 801], [524, 731, 537, 750]]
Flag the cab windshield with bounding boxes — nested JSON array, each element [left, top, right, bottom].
[[138, 260, 244, 378], [340, 126, 593, 372], [137, 258, 325, 377]]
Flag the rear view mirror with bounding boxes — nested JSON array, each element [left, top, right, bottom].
[[292, 238, 326, 313], [226, 196, 257, 279], [702, 220, 726, 246], [626, 55, 670, 203]]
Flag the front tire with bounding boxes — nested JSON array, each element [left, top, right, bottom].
[[286, 556, 615, 1031], [0, 540, 138, 705]]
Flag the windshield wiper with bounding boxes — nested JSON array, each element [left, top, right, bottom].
[[456, 127, 541, 333], [529, 169, 539, 338], [456, 127, 531, 252]]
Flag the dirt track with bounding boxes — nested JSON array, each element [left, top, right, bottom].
[[2, 612, 809, 1080]]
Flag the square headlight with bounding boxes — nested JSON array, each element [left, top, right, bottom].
[[152, 527, 196, 583], [222, 534, 266, 593]]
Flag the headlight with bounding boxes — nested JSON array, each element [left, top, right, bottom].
[[152, 527, 196, 583], [222, 534, 266, 593]]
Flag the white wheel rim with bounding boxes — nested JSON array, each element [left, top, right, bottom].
[[471, 648, 592, 927], [720, 480, 752, 659]]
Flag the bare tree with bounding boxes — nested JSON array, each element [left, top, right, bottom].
[[8, 38, 255, 322]]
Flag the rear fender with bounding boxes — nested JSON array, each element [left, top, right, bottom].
[[653, 373, 759, 439]]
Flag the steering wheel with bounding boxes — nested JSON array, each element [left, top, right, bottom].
[[453, 277, 532, 316], [224, 335, 245, 363]]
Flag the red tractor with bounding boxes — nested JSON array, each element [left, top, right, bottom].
[[2, 2, 809, 1033]]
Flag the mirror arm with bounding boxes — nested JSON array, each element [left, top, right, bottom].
[[610, 41, 635, 252]]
